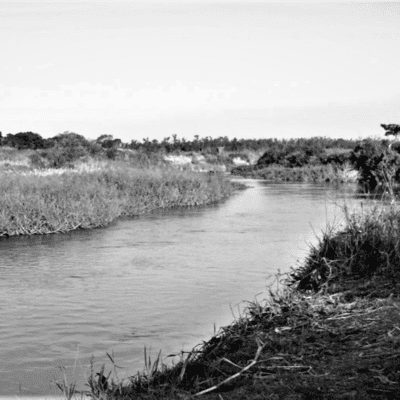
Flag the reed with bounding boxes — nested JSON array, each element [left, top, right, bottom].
[[0, 165, 233, 237]]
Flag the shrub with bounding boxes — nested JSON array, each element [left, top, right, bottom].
[[350, 139, 400, 190], [38, 132, 94, 168], [29, 152, 47, 169]]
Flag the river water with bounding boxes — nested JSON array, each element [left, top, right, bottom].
[[0, 180, 362, 395]]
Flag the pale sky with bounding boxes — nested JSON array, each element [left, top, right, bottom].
[[1, 1, 399, 141]]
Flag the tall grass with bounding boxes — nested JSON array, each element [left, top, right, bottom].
[[0, 146, 33, 172], [291, 203, 400, 294], [0, 165, 233, 236]]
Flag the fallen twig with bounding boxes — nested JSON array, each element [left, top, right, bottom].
[[194, 341, 267, 397]]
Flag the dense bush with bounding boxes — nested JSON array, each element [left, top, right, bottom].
[[349, 139, 397, 190], [320, 151, 352, 166], [2, 132, 46, 149], [256, 139, 327, 168], [38, 132, 102, 168]]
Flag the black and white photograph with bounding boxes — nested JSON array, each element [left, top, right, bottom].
[[1, 0, 400, 398]]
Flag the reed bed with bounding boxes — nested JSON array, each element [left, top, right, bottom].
[[0, 166, 233, 237], [75, 204, 400, 399]]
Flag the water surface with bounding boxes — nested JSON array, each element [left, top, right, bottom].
[[0, 181, 360, 394]]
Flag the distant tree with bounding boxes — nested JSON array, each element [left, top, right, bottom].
[[96, 134, 114, 143], [381, 124, 400, 139], [3, 132, 45, 149], [381, 124, 400, 149], [100, 138, 122, 149], [41, 131, 91, 167], [52, 131, 90, 148]]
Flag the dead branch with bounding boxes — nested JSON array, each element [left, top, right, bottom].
[[194, 341, 267, 397]]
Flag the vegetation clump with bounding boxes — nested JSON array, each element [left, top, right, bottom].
[[0, 164, 233, 237], [292, 203, 400, 296], [231, 138, 359, 182], [231, 124, 400, 187]]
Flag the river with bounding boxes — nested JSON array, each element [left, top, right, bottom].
[[0, 180, 362, 395]]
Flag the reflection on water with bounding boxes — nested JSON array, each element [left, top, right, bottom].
[[0, 181, 362, 394]]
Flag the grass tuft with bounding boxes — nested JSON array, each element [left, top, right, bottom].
[[291, 203, 400, 296]]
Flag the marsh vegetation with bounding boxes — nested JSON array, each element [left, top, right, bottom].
[[0, 163, 232, 237]]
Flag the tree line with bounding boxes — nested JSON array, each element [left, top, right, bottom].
[[0, 131, 358, 153]]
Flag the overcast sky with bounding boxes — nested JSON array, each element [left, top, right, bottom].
[[1, 1, 399, 141]]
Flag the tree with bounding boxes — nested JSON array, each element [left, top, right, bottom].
[[52, 131, 89, 148], [3, 132, 45, 149], [96, 134, 114, 143], [41, 131, 91, 167], [381, 124, 400, 139], [350, 138, 400, 192], [381, 124, 400, 149]]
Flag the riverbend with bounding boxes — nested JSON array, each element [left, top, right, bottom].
[[0, 180, 361, 395]]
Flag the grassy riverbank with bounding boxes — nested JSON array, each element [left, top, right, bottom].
[[76, 204, 400, 399], [231, 163, 358, 183], [0, 163, 233, 236]]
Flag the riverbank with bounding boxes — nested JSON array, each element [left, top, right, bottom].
[[231, 163, 359, 183], [78, 203, 400, 399], [0, 162, 234, 237]]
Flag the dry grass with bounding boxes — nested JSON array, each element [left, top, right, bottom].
[[70, 276, 400, 399], [0, 164, 233, 236]]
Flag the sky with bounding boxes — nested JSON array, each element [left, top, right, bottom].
[[1, 1, 400, 142]]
